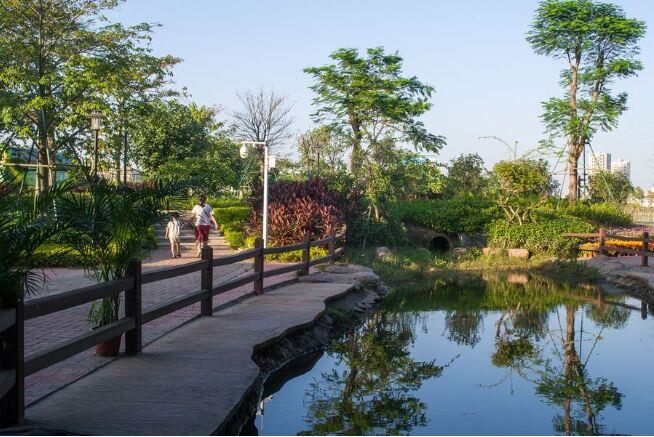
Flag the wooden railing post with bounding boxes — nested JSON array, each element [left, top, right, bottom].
[[328, 231, 336, 264], [125, 258, 142, 355], [642, 232, 649, 267], [253, 238, 264, 295], [300, 235, 311, 276], [0, 301, 24, 426], [201, 246, 213, 316], [599, 228, 606, 256]]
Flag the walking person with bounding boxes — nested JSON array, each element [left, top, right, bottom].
[[164, 215, 182, 258], [191, 195, 219, 258]]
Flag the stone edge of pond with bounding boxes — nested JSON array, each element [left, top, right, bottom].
[[217, 264, 389, 436], [585, 256, 654, 305]]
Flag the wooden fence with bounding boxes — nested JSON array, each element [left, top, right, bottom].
[[0, 233, 345, 426], [565, 228, 652, 266]]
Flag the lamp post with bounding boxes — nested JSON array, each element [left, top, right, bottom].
[[90, 111, 103, 176], [240, 140, 275, 248]]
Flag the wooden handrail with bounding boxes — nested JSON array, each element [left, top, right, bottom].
[[1, 232, 347, 426], [24, 317, 135, 376], [142, 289, 206, 324], [212, 248, 261, 266], [263, 242, 305, 255], [141, 260, 207, 284], [24, 277, 134, 320], [262, 263, 304, 278]]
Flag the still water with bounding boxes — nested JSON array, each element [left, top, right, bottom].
[[247, 273, 654, 435]]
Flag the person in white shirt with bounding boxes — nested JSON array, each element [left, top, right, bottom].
[[191, 195, 219, 258], [164, 216, 181, 259]]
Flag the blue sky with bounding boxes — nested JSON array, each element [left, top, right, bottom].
[[108, 0, 654, 188]]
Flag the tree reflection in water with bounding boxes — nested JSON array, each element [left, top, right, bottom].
[[300, 311, 452, 435], [293, 272, 633, 436], [484, 275, 630, 436]]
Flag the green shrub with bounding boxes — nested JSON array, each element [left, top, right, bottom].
[[214, 206, 250, 225], [488, 211, 593, 258], [392, 197, 501, 234], [265, 247, 329, 262], [224, 228, 245, 249], [346, 205, 407, 248], [33, 243, 85, 268], [552, 201, 632, 228]]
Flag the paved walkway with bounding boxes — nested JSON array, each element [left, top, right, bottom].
[[23, 282, 354, 435], [24, 229, 297, 405]]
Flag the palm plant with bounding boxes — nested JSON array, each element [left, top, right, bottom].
[[57, 176, 170, 327], [0, 179, 71, 309]]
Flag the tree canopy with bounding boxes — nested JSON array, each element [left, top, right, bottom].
[[526, 0, 645, 200], [304, 47, 445, 176]]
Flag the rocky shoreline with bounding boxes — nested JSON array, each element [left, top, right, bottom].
[[585, 255, 654, 306], [217, 264, 389, 436]]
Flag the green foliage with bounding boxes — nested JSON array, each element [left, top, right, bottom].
[[392, 197, 501, 234], [0, 180, 73, 307], [131, 101, 225, 173], [0, 0, 178, 190], [56, 176, 172, 326], [346, 201, 407, 248], [214, 206, 250, 226], [526, 0, 645, 199], [223, 229, 245, 249], [265, 247, 328, 262], [587, 170, 634, 204], [304, 47, 445, 176], [488, 211, 594, 257], [492, 159, 556, 224], [550, 201, 632, 227], [443, 153, 488, 198]]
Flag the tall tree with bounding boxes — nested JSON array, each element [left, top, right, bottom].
[[297, 125, 346, 177], [129, 100, 222, 173], [95, 23, 179, 182], [443, 153, 488, 198], [231, 87, 293, 161], [0, 0, 176, 191], [304, 47, 445, 177], [527, 0, 645, 200]]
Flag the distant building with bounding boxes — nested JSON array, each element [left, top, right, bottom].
[[588, 152, 611, 174], [611, 159, 631, 180]]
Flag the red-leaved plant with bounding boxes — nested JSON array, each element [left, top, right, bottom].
[[248, 178, 350, 246]]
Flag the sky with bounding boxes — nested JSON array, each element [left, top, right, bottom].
[[108, 0, 654, 188]]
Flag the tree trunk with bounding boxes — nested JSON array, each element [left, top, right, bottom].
[[568, 152, 579, 201], [348, 115, 363, 176]]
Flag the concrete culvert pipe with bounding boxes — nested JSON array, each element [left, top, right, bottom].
[[428, 234, 451, 253]]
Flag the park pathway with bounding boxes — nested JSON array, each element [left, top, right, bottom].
[[24, 223, 299, 405], [22, 282, 355, 435]]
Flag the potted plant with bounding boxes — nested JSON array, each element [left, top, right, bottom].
[[59, 176, 169, 356]]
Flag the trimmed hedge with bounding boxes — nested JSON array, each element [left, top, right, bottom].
[[215, 206, 250, 226], [488, 211, 594, 258], [391, 197, 501, 234], [554, 202, 632, 228]]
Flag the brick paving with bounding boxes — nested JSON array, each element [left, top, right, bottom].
[[24, 230, 301, 405]]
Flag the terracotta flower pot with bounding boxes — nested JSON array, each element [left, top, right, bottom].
[[95, 335, 122, 357]]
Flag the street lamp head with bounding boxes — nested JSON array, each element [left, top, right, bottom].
[[239, 144, 249, 159], [90, 110, 103, 131]]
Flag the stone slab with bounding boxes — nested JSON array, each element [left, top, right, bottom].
[[23, 282, 355, 435]]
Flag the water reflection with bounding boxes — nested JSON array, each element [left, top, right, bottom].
[[300, 311, 453, 435], [251, 273, 653, 435]]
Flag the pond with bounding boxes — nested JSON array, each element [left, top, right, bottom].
[[243, 273, 654, 435]]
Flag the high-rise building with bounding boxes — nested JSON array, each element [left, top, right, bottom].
[[588, 152, 611, 174], [611, 159, 631, 180]]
